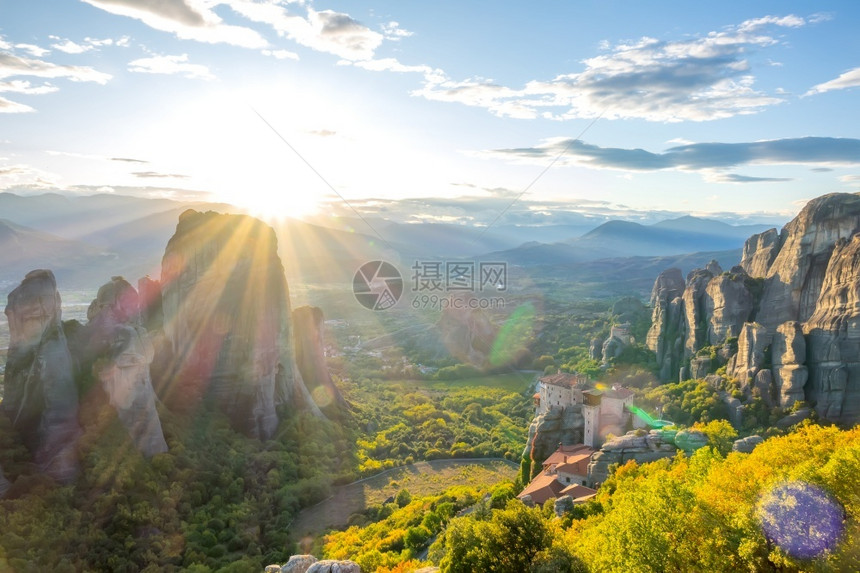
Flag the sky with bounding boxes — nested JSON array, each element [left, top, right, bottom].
[[1, 0, 860, 227]]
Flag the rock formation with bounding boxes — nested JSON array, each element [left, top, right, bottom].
[[2, 269, 80, 482], [732, 435, 764, 453], [523, 406, 584, 467], [292, 306, 346, 411], [755, 193, 860, 328], [160, 209, 318, 439], [646, 193, 860, 425], [646, 268, 686, 381], [586, 430, 678, 486], [803, 234, 860, 422], [84, 276, 167, 457], [740, 228, 780, 278]]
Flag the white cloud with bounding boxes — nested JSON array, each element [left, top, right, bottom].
[[805, 67, 860, 96], [415, 15, 807, 122], [82, 0, 268, 49], [14, 43, 50, 57], [0, 80, 58, 95], [381, 21, 412, 40], [128, 54, 214, 80], [227, 1, 382, 61], [51, 39, 95, 54], [0, 51, 112, 84], [0, 96, 34, 113], [262, 48, 299, 60]]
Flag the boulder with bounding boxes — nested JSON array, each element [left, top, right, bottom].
[[740, 228, 781, 278], [306, 561, 361, 573], [554, 495, 574, 517], [2, 270, 80, 483], [732, 435, 764, 453], [673, 429, 709, 453], [160, 210, 318, 439], [282, 557, 319, 573]]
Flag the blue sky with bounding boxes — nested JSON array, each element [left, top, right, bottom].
[[1, 0, 859, 226]]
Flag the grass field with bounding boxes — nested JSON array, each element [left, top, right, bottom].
[[290, 458, 518, 541]]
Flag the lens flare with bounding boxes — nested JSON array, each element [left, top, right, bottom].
[[757, 481, 845, 559]]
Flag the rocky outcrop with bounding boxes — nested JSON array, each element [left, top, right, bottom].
[[84, 277, 167, 457], [757, 193, 860, 329], [705, 269, 753, 344], [803, 234, 860, 423], [588, 338, 602, 361], [741, 228, 780, 278], [732, 435, 764, 453], [2, 270, 80, 482], [160, 210, 317, 439], [306, 561, 360, 573], [727, 322, 771, 387], [646, 268, 686, 381], [647, 193, 860, 425], [683, 264, 719, 356], [601, 335, 625, 364], [292, 306, 346, 411], [137, 275, 163, 332], [523, 406, 584, 467], [280, 555, 319, 573], [771, 321, 807, 408], [586, 430, 678, 486]]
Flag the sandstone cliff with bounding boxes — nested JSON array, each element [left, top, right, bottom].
[[647, 193, 860, 425], [2, 269, 81, 482], [522, 406, 585, 467], [160, 210, 319, 439]]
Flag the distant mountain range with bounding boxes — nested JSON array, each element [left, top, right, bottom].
[[485, 216, 771, 265], [0, 192, 775, 297]]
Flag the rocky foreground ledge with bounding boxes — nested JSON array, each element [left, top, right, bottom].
[[264, 555, 438, 572]]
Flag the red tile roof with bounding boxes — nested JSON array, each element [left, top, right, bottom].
[[539, 372, 589, 389], [541, 444, 596, 469], [517, 471, 566, 506], [560, 483, 598, 502]]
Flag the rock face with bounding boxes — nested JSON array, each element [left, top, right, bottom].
[[732, 435, 764, 453], [523, 406, 584, 466], [741, 228, 780, 278], [771, 321, 807, 408], [803, 234, 860, 423], [2, 270, 80, 482], [646, 268, 686, 381], [756, 193, 860, 329], [646, 193, 860, 425], [705, 269, 753, 345], [292, 306, 346, 411], [160, 210, 315, 439], [85, 277, 167, 457]]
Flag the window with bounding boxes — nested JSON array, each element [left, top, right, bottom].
[[565, 477, 570, 483]]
